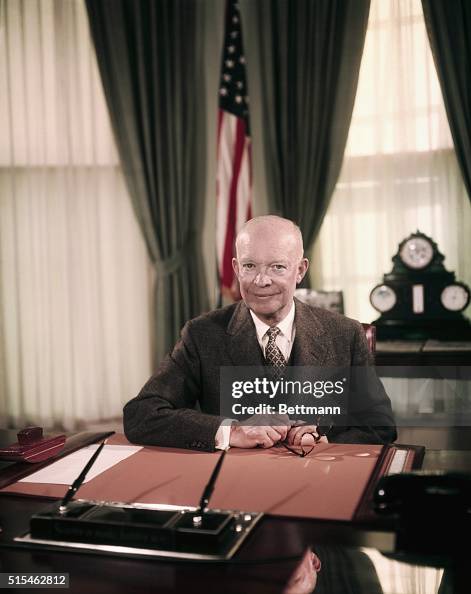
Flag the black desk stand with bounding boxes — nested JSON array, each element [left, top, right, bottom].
[[15, 500, 263, 561]]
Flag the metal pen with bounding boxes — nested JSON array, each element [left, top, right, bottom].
[[59, 440, 107, 513]]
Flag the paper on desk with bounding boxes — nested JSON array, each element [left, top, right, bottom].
[[19, 444, 142, 485]]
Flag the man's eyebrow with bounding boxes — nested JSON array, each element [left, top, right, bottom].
[[239, 258, 290, 265]]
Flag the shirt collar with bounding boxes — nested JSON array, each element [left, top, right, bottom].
[[249, 301, 295, 342]]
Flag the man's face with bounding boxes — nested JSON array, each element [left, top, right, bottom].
[[232, 223, 308, 325]]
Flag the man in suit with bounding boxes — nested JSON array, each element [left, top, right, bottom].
[[124, 215, 396, 451]]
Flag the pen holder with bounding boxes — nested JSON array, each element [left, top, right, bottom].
[[25, 500, 262, 560]]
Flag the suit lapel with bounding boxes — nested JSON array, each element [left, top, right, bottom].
[[227, 299, 334, 368], [290, 299, 334, 366], [226, 301, 265, 367]]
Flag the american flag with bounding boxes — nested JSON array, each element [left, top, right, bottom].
[[216, 0, 252, 303]]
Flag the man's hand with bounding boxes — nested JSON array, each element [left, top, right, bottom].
[[229, 414, 292, 448], [286, 423, 328, 446]]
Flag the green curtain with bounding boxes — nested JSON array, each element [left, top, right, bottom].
[[239, 0, 370, 254], [85, 0, 209, 364], [422, 0, 471, 203]]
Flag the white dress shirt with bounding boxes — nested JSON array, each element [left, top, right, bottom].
[[249, 301, 296, 361]]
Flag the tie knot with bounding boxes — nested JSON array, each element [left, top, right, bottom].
[[266, 326, 281, 340]]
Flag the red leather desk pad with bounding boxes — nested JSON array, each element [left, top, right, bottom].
[[1, 434, 386, 521]]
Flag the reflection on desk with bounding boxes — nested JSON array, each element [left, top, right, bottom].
[[278, 543, 447, 594]]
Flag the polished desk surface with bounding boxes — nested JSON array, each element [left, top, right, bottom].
[[0, 445, 469, 594]]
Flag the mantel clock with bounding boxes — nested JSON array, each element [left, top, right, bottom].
[[370, 231, 471, 340]]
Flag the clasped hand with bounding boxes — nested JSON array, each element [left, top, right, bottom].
[[229, 414, 328, 448]]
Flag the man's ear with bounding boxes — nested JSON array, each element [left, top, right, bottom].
[[296, 258, 309, 284], [232, 257, 240, 278]]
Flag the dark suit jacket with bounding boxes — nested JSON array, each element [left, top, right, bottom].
[[123, 299, 396, 451]]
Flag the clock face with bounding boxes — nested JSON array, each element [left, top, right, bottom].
[[399, 237, 434, 270], [370, 285, 397, 313], [440, 284, 470, 312]]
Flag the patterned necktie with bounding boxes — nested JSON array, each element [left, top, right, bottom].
[[265, 327, 286, 377]]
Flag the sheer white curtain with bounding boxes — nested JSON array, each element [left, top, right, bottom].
[[0, 0, 153, 429], [312, 0, 471, 324]]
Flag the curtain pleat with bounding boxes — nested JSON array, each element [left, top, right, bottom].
[[422, 0, 471, 204], [86, 0, 209, 363], [239, 0, 370, 257]]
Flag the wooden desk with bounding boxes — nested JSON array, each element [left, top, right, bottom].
[[376, 340, 471, 366], [0, 434, 468, 593]]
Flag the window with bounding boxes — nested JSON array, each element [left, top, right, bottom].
[[312, 0, 471, 323], [0, 0, 152, 428]]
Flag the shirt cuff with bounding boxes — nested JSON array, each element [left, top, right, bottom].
[[215, 419, 236, 450]]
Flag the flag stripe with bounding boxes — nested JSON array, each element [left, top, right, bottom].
[[216, 112, 236, 273], [216, 0, 252, 300], [236, 136, 251, 232], [221, 116, 247, 289]]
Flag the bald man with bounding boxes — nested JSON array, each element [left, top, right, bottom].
[[124, 216, 396, 451]]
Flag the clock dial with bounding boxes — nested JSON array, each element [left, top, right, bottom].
[[440, 284, 470, 312], [399, 237, 434, 270], [370, 285, 397, 313]]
